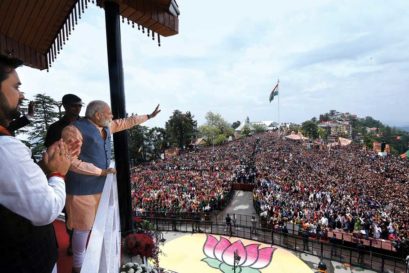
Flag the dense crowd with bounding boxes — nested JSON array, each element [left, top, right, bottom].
[[131, 135, 259, 214], [253, 132, 409, 245], [131, 130, 409, 249]]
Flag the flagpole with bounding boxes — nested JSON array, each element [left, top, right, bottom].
[[277, 79, 280, 126]]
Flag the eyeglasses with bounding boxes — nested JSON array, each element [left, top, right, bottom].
[[70, 104, 83, 108]]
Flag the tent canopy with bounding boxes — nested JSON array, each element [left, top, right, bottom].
[[285, 132, 308, 141], [0, 0, 179, 70]]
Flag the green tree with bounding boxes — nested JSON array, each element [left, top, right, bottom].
[[128, 125, 149, 163], [205, 111, 234, 137], [146, 127, 167, 160], [241, 124, 252, 137], [13, 98, 31, 138], [198, 125, 220, 146], [318, 127, 329, 140], [288, 123, 300, 133], [301, 120, 319, 139], [28, 94, 59, 157], [214, 134, 227, 145], [165, 110, 197, 149], [253, 123, 267, 133]]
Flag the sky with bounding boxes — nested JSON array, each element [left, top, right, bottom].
[[18, 0, 409, 128]]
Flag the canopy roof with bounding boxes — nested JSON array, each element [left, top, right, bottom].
[[0, 0, 179, 70], [285, 132, 308, 141]]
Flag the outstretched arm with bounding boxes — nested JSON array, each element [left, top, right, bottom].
[[110, 104, 161, 133]]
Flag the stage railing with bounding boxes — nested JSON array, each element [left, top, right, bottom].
[[81, 172, 121, 273]]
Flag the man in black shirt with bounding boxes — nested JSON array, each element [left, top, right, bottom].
[[44, 94, 82, 148], [44, 93, 82, 255]]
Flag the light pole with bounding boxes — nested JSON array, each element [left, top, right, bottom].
[[233, 250, 241, 273]]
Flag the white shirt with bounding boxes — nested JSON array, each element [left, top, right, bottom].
[[0, 136, 65, 226]]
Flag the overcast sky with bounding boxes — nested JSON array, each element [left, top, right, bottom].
[[18, 0, 409, 128]]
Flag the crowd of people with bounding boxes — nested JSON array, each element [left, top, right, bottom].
[[252, 132, 409, 249], [131, 129, 409, 253], [131, 135, 260, 215]]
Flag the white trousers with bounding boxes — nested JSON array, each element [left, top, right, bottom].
[[72, 229, 91, 268]]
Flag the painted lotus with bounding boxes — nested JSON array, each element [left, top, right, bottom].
[[202, 235, 276, 273]]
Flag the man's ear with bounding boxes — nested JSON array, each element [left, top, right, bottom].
[[95, 112, 102, 121]]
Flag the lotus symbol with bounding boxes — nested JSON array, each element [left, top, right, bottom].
[[202, 235, 276, 273]]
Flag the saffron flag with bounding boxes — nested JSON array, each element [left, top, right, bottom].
[[269, 80, 279, 102]]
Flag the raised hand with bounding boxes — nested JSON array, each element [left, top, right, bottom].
[[148, 104, 161, 119]]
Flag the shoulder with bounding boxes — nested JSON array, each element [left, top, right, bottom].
[[0, 137, 29, 158]]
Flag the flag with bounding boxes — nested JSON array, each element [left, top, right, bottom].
[[269, 80, 279, 102]]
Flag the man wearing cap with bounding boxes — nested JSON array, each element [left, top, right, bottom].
[[44, 94, 83, 148]]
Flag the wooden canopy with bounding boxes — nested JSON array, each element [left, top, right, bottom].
[[0, 0, 179, 70]]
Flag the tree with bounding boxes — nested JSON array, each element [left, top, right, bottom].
[[231, 121, 241, 129], [288, 123, 300, 134], [128, 125, 149, 163], [205, 112, 234, 137], [27, 94, 59, 157], [253, 123, 267, 133], [198, 125, 220, 146], [318, 127, 329, 140], [241, 124, 252, 137], [13, 98, 31, 138], [214, 134, 227, 145], [199, 112, 234, 146], [146, 127, 167, 160], [301, 120, 319, 139], [165, 110, 197, 149]]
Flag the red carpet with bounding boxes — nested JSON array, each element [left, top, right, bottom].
[[53, 220, 72, 273]]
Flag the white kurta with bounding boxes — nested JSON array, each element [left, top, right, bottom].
[[0, 136, 65, 225]]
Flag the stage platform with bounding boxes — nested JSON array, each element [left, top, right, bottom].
[[158, 233, 313, 273]]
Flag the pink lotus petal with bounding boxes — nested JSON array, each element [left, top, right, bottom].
[[241, 244, 260, 267], [251, 246, 276, 269], [222, 240, 247, 266], [203, 235, 218, 259], [214, 237, 231, 262]]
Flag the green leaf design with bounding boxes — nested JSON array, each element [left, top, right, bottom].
[[202, 257, 222, 269], [219, 262, 241, 273], [241, 267, 261, 273]]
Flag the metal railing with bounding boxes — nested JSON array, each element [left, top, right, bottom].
[[141, 216, 408, 273], [81, 172, 121, 273]]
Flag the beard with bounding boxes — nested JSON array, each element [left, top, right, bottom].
[[0, 92, 22, 124], [100, 118, 112, 127]]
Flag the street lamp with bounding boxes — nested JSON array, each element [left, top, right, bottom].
[[232, 250, 241, 273]]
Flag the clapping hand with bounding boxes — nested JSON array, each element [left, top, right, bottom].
[[43, 139, 71, 175]]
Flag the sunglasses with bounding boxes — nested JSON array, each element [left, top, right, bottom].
[[69, 104, 83, 108]]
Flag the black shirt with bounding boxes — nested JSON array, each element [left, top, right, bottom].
[[44, 116, 77, 147]]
